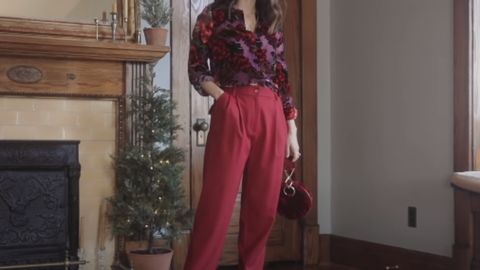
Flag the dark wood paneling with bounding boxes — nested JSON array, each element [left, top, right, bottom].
[[189, 0, 212, 220], [452, 187, 476, 270], [319, 234, 331, 264], [454, 0, 473, 172], [172, 233, 190, 270], [300, 0, 319, 266], [330, 235, 453, 270]]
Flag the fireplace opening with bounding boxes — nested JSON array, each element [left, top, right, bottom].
[[0, 141, 81, 270]]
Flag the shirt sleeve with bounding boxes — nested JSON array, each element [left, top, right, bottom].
[[274, 31, 298, 120], [188, 6, 215, 96]]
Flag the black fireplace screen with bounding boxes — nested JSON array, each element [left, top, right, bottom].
[[0, 141, 80, 269]]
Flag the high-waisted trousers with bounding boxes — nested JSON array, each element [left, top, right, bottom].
[[184, 85, 288, 270]]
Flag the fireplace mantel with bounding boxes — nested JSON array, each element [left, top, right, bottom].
[[0, 25, 167, 145], [0, 33, 169, 63]]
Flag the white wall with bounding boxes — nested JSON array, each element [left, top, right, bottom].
[[328, 0, 454, 256], [317, 0, 332, 234]]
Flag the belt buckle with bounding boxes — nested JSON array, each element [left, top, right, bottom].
[[249, 82, 260, 93]]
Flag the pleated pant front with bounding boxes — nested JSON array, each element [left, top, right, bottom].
[[184, 85, 288, 270]]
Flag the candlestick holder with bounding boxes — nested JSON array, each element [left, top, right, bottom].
[[136, 30, 142, 44], [94, 18, 99, 40], [111, 12, 118, 41], [123, 17, 128, 42]]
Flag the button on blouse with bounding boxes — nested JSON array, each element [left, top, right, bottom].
[[188, 4, 298, 120]]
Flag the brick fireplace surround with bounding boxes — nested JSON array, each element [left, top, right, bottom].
[[0, 17, 168, 270], [0, 97, 117, 268]]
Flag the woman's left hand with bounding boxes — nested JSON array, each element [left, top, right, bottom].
[[286, 120, 301, 162]]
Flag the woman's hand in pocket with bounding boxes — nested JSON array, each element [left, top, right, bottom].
[[200, 81, 225, 100], [213, 90, 225, 100]]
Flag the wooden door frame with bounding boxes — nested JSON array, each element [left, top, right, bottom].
[[171, 0, 319, 267], [453, 0, 475, 268], [454, 0, 472, 172], [299, 0, 320, 266]]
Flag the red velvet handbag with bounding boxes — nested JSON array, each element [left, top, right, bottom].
[[277, 159, 313, 219]]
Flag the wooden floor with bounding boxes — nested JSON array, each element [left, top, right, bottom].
[[317, 264, 357, 270], [218, 262, 357, 270]]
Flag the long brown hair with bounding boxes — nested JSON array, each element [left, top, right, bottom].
[[213, 0, 286, 33]]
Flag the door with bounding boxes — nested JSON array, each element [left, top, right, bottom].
[[172, 0, 304, 266]]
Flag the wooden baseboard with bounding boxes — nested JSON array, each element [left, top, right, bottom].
[[319, 234, 331, 263], [303, 224, 320, 265], [320, 235, 452, 270], [172, 231, 190, 270]]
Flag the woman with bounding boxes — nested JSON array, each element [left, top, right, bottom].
[[185, 0, 300, 269]]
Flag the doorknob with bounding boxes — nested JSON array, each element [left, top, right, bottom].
[[193, 119, 209, 146], [193, 119, 209, 132]]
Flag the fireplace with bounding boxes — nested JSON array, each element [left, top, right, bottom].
[[0, 21, 167, 270], [0, 140, 80, 269]]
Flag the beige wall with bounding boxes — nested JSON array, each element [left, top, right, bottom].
[[330, 0, 453, 256], [0, 96, 116, 270], [0, 0, 112, 23]]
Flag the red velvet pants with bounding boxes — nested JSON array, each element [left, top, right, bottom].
[[184, 85, 288, 270]]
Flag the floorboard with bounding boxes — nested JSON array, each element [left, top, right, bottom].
[[218, 262, 357, 270]]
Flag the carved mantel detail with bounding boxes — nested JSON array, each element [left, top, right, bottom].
[[7, 65, 43, 84]]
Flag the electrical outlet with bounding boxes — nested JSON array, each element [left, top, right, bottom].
[[408, 206, 417, 228]]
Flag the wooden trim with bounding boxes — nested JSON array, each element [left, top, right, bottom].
[[301, 0, 320, 265], [319, 234, 331, 263], [329, 235, 453, 270], [454, 0, 473, 172], [0, 33, 169, 62], [170, 0, 194, 268], [124, 62, 146, 145], [453, 188, 474, 270]]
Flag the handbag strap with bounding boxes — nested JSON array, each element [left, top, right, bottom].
[[283, 158, 296, 197]]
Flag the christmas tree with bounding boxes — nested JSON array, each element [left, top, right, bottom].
[[141, 0, 173, 28], [108, 64, 191, 254]]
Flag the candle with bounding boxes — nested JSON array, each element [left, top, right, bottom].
[[79, 216, 84, 249], [123, 0, 128, 20], [97, 200, 107, 250], [112, 1, 117, 13]]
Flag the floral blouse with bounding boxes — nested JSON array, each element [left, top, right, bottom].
[[188, 4, 298, 120]]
